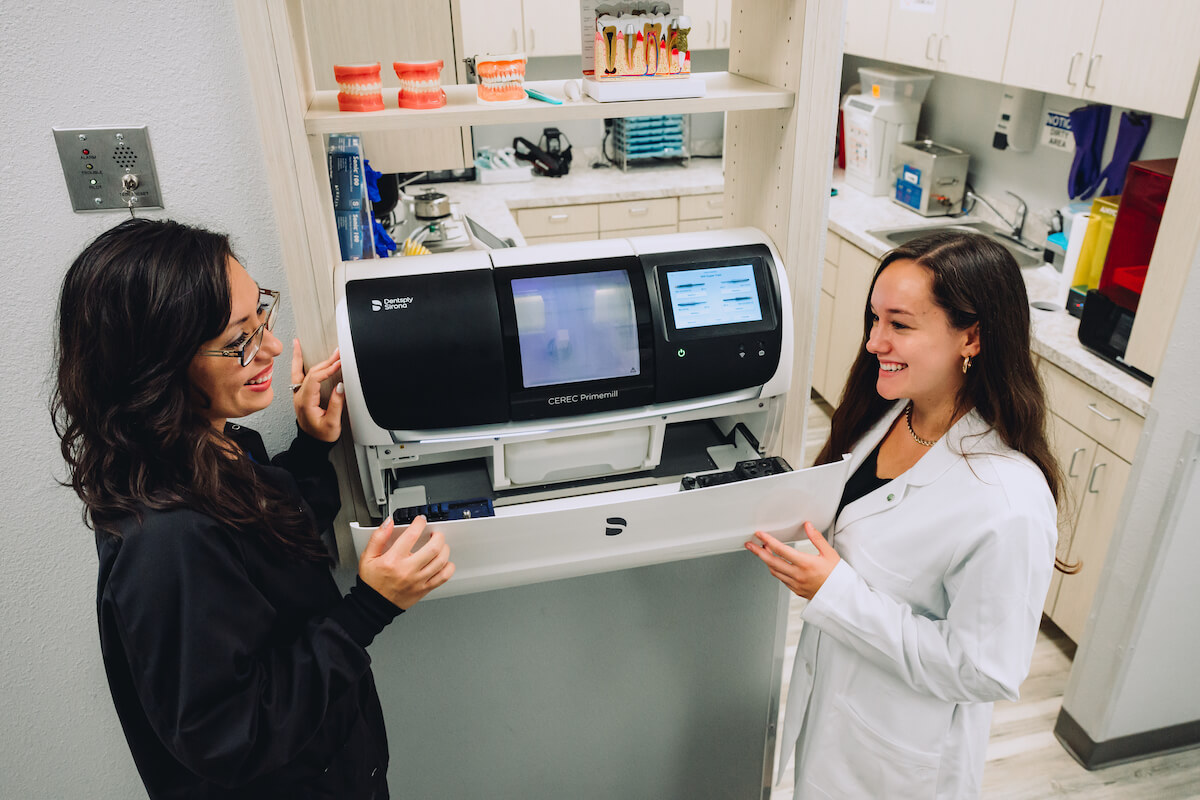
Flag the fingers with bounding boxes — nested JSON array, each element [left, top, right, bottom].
[[325, 381, 346, 418], [390, 515, 427, 556], [753, 530, 804, 562], [361, 517, 395, 560], [804, 521, 835, 556], [307, 348, 342, 384], [291, 339, 305, 385], [425, 560, 456, 590]]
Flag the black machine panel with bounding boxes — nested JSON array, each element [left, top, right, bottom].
[[640, 245, 783, 402], [493, 255, 656, 420], [345, 270, 510, 429]]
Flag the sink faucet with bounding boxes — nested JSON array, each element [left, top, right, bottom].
[[966, 190, 1032, 247]]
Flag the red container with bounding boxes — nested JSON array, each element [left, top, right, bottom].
[[1098, 158, 1176, 312]]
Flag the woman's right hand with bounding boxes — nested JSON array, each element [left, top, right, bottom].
[[358, 516, 455, 610]]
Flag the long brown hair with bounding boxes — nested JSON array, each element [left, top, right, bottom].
[[52, 218, 329, 562], [815, 231, 1072, 570]]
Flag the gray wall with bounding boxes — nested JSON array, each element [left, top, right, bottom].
[[0, 4, 296, 797]]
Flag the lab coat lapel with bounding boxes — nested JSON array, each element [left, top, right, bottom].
[[834, 405, 980, 531]]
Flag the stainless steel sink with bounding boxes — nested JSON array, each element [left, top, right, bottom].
[[866, 220, 1046, 268]]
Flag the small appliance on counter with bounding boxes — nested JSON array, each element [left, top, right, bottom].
[[1077, 158, 1176, 385], [392, 188, 469, 253], [842, 66, 933, 196], [891, 139, 970, 216]]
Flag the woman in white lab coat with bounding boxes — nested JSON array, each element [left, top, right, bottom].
[[746, 231, 1062, 799]]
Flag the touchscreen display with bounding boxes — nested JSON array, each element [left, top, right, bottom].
[[511, 270, 640, 389], [666, 264, 762, 329]]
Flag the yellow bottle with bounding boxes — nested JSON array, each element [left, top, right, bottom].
[[1073, 195, 1120, 290]]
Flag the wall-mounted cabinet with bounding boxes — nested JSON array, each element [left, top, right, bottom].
[[680, 0, 733, 49], [459, 0, 581, 58], [883, 0, 1014, 83], [1002, 0, 1200, 118], [844, 0, 890, 58]]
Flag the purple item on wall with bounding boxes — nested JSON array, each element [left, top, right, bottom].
[[1097, 111, 1152, 196], [1068, 104, 1110, 200]]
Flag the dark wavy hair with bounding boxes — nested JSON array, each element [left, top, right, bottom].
[[52, 218, 329, 562], [816, 231, 1073, 572]]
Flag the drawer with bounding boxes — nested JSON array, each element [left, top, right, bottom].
[[516, 203, 598, 238], [348, 455, 851, 599], [600, 224, 677, 239], [598, 197, 678, 231], [821, 259, 838, 296], [1039, 361, 1144, 462], [679, 192, 724, 220], [523, 232, 599, 245], [678, 218, 723, 233], [825, 230, 841, 266]]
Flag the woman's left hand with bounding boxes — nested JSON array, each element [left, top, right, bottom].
[[291, 339, 344, 443], [745, 522, 841, 600]]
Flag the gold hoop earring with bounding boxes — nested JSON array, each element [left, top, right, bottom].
[[962, 355, 973, 374]]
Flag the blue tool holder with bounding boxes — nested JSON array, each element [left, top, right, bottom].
[[613, 115, 689, 171]]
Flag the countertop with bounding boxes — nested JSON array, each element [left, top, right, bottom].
[[413, 161, 1152, 416]]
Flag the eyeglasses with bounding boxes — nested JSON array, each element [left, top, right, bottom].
[[200, 289, 280, 367]]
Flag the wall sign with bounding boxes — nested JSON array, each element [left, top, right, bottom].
[[1043, 110, 1073, 152]]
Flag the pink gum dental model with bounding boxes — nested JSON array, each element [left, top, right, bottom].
[[394, 60, 447, 109]]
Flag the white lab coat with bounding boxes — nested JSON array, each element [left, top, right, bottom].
[[778, 401, 1056, 799]]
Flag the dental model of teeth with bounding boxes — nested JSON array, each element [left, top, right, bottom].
[[394, 60, 447, 109], [591, 13, 691, 80], [333, 63, 385, 112], [474, 54, 528, 104]]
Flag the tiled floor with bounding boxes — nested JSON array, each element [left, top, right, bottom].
[[766, 397, 1200, 799]]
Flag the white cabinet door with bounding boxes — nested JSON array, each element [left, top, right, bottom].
[[461, 0, 524, 56], [1084, 0, 1200, 117], [844, 0, 891, 57], [1042, 412, 1097, 616], [883, 0, 945, 70], [523, 0, 582, 56], [937, 0, 1013, 83], [715, 0, 733, 48], [1002, 0, 1100, 99], [1053, 445, 1130, 644], [681, 0, 718, 49], [824, 241, 875, 407]]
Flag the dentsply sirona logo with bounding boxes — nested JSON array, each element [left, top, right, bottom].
[[371, 297, 414, 312], [605, 517, 627, 536]]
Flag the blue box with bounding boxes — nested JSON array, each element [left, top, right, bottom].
[[336, 210, 364, 260], [329, 153, 364, 211]]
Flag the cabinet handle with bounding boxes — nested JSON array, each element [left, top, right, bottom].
[[706, 198, 722, 208], [721, 21, 728, 45], [528, 27, 535, 52], [1087, 462, 1107, 494], [1067, 52, 1082, 86], [512, 28, 519, 51], [1085, 54, 1101, 89], [548, 213, 569, 222], [925, 33, 937, 61], [937, 34, 948, 63], [707, 21, 712, 45], [1087, 403, 1119, 422], [628, 207, 649, 216], [1068, 446, 1086, 478]]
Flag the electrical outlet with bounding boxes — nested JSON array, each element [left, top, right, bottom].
[[52, 126, 163, 212]]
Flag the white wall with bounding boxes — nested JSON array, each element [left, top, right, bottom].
[[0, 4, 297, 797]]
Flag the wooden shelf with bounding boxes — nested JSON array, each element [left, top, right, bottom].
[[303, 71, 794, 134]]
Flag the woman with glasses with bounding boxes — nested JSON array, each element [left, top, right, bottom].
[[53, 218, 453, 799]]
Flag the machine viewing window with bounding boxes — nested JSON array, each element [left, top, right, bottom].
[[665, 264, 763, 329], [511, 270, 641, 389]]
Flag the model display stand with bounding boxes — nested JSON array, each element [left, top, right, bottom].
[[580, 1, 704, 102]]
